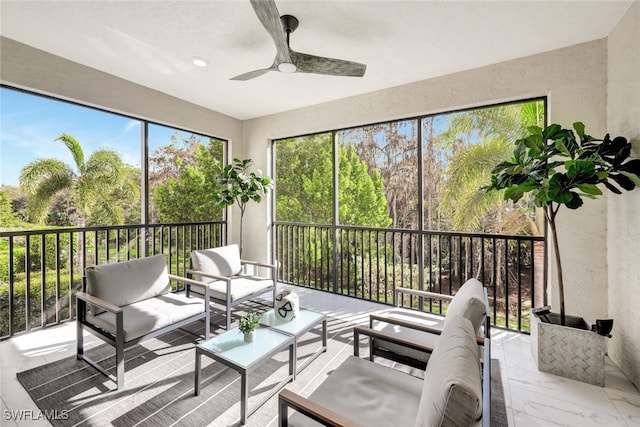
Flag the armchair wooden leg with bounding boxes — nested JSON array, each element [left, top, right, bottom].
[[115, 313, 125, 389]]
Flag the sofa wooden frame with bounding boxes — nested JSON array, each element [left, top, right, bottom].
[[76, 274, 210, 390]]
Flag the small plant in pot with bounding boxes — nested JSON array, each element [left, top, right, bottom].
[[485, 122, 640, 385], [238, 312, 261, 343]]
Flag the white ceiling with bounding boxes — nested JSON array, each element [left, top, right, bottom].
[[0, 1, 633, 120]]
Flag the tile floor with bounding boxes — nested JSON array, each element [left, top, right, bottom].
[[1, 287, 639, 426]]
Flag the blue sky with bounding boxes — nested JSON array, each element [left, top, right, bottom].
[[0, 87, 179, 187]]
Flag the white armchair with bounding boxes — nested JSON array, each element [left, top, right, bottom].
[[186, 244, 277, 330]]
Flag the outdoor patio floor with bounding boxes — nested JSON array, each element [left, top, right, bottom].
[[1, 287, 639, 426]]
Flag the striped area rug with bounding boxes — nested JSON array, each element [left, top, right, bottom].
[[16, 304, 358, 427]]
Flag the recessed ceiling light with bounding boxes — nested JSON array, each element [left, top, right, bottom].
[[192, 57, 209, 67]]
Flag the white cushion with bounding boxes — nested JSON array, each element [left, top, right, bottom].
[[190, 276, 274, 302], [444, 278, 487, 333], [289, 355, 423, 427], [373, 310, 444, 364], [415, 315, 482, 427], [190, 245, 242, 282], [86, 292, 205, 342], [85, 255, 171, 312]]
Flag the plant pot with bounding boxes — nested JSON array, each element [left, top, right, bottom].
[[530, 309, 606, 386], [243, 331, 255, 343]]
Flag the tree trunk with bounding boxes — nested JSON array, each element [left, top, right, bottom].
[[547, 206, 565, 325]]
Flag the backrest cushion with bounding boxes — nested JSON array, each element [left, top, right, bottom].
[[415, 315, 482, 427], [444, 278, 487, 333], [190, 244, 242, 283], [85, 255, 171, 312]]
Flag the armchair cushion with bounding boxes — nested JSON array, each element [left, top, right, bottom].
[[443, 278, 486, 333], [289, 355, 423, 427], [191, 276, 274, 302], [191, 244, 242, 281], [415, 315, 482, 427], [85, 254, 171, 314], [86, 292, 206, 342]]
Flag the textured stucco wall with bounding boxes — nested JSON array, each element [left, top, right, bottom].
[[244, 40, 610, 321], [607, 1, 640, 389]]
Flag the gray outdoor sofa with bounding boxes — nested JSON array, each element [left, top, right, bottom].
[[364, 278, 490, 369], [278, 314, 491, 427], [76, 254, 210, 389]]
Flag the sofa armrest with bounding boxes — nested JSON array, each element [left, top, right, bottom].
[[185, 268, 231, 282], [353, 325, 435, 357], [241, 259, 276, 269], [76, 291, 122, 314], [278, 389, 363, 427], [168, 274, 209, 291], [395, 286, 454, 302]]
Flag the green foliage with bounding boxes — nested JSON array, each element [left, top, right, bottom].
[[0, 190, 18, 226], [18, 133, 129, 226], [338, 144, 392, 227], [213, 158, 273, 253], [238, 312, 261, 334], [486, 122, 640, 324], [487, 123, 640, 211], [153, 144, 223, 222]]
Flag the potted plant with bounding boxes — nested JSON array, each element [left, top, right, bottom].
[[486, 122, 640, 385], [238, 312, 261, 343], [213, 158, 273, 256]]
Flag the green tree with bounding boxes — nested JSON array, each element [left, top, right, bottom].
[[0, 190, 17, 227], [19, 133, 129, 226], [440, 101, 544, 234], [338, 143, 392, 227], [150, 133, 224, 223]]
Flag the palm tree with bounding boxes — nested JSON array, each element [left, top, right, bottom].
[[19, 133, 127, 226], [19, 133, 128, 269]]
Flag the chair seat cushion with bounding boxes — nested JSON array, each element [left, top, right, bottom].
[[191, 275, 274, 302], [289, 355, 423, 427], [87, 292, 205, 342], [373, 310, 444, 364]]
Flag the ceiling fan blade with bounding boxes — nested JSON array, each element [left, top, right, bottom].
[[290, 50, 366, 77], [250, 0, 291, 64], [230, 67, 275, 81]]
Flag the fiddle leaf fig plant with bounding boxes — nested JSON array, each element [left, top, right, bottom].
[[486, 122, 640, 326], [213, 158, 273, 255]]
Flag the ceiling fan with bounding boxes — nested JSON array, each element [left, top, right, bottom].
[[231, 0, 366, 81]]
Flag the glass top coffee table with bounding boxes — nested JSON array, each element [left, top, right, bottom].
[[194, 327, 295, 425], [260, 308, 327, 376]]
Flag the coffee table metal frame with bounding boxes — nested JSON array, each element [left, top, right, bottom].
[[260, 308, 327, 376], [194, 327, 295, 425]]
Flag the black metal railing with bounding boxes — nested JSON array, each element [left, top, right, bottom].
[[0, 221, 225, 339], [274, 222, 545, 333]]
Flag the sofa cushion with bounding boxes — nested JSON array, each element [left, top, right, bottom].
[[85, 255, 171, 313], [444, 278, 487, 333], [415, 315, 482, 427], [86, 292, 205, 342], [191, 245, 242, 282], [289, 355, 423, 427]]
